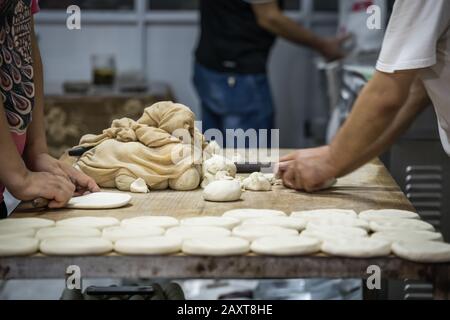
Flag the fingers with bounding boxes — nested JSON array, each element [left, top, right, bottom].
[[279, 152, 296, 162], [282, 167, 296, 190], [66, 166, 100, 193], [38, 174, 75, 208]]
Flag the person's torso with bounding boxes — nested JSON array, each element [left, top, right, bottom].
[[421, 18, 450, 156], [0, 0, 36, 201], [196, 0, 283, 74]]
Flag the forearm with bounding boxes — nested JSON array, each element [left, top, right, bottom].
[[329, 71, 419, 177], [24, 17, 48, 169], [253, 4, 325, 52], [0, 104, 29, 189]]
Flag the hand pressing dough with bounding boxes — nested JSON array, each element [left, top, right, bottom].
[[102, 226, 164, 242], [36, 227, 101, 240], [121, 216, 179, 229], [369, 219, 435, 232], [232, 225, 298, 241], [130, 178, 148, 193], [67, 192, 131, 209], [306, 217, 370, 231], [392, 241, 450, 263], [223, 209, 286, 221], [203, 180, 242, 202], [40, 237, 113, 256], [180, 216, 240, 230], [0, 228, 35, 240], [251, 236, 321, 256], [165, 226, 231, 240], [0, 218, 55, 230], [0, 238, 39, 257], [56, 217, 120, 229], [114, 236, 182, 255], [242, 217, 307, 231], [291, 209, 357, 221], [242, 172, 272, 191], [321, 238, 391, 258], [371, 230, 443, 243], [359, 209, 419, 221], [182, 237, 250, 256], [305, 225, 368, 238]]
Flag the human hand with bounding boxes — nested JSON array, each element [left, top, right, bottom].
[[277, 146, 338, 192], [319, 34, 352, 62], [30, 153, 100, 196]]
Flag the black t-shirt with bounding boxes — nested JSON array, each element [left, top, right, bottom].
[[195, 0, 283, 74]]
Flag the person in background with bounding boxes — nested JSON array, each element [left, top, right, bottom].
[[278, 0, 450, 192], [0, 0, 99, 218], [193, 0, 349, 141]]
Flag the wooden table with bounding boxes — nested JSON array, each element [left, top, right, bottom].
[[1, 152, 449, 299]]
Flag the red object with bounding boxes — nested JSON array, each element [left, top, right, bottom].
[[31, 0, 39, 14], [352, 0, 374, 12]]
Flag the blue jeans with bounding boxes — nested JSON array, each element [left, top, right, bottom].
[[193, 63, 274, 147]]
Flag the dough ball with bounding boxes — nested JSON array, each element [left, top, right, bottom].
[[0, 238, 39, 257], [182, 237, 250, 256], [180, 216, 240, 230], [152, 180, 169, 190], [102, 226, 164, 242], [67, 192, 131, 209], [130, 178, 149, 194], [0, 218, 55, 230], [232, 225, 298, 241], [321, 238, 391, 258], [165, 226, 231, 240], [169, 167, 201, 191], [369, 219, 435, 232], [203, 155, 236, 180], [291, 209, 357, 221], [223, 209, 286, 221], [371, 230, 444, 243], [115, 236, 182, 255], [56, 217, 120, 229], [121, 216, 179, 229], [203, 180, 242, 202], [392, 241, 450, 263], [359, 209, 419, 221], [306, 217, 370, 231], [0, 228, 35, 240], [36, 227, 101, 240], [251, 236, 321, 256], [242, 217, 307, 231], [40, 237, 113, 256], [242, 172, 272, 191], [203, 140, 221, 159]]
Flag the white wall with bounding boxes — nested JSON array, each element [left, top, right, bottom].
[[36, 18, 337, 148]]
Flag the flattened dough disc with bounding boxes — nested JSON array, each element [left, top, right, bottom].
[[40, 237, 113, 256], [180, 216, 240, 230], [115, 236, 182, 255], [291, 209, 357, 221], [56, 217, 120, 229], [306, 217, 369, 231], [121, 216, 179, 229], [242, 217, 307, 231], [0, 228, 35, 240], [0, 218, 55, 230], [232, 225, 298, 241], [0, 238, 39, 257], [370, 219, 435, 232], [371, 230, 443, 243], [67, 192, 131, 209], [183, 237, 250, 256], [165, 226, 231, 240], [305, 225, 368, 238], [223, 209, 286, 221], [102, 226, 165, 242], [321, 238, 391, 258], [301, 229, 367, 242], [251, 236, 321, 256], [36, 227, 101, 240], [359, 209, 419, 221], [392, 241, 450, 263]]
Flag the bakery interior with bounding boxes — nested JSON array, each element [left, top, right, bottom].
[[0, 0, 449, 301]]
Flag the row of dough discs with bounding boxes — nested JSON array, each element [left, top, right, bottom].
[[0, 209, 449, 263]]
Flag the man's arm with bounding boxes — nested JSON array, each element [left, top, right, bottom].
[[251, 1, 348, 61], [278, 70, 426, 191]]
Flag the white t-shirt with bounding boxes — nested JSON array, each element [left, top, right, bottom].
[[376, 0, 450, 155]]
